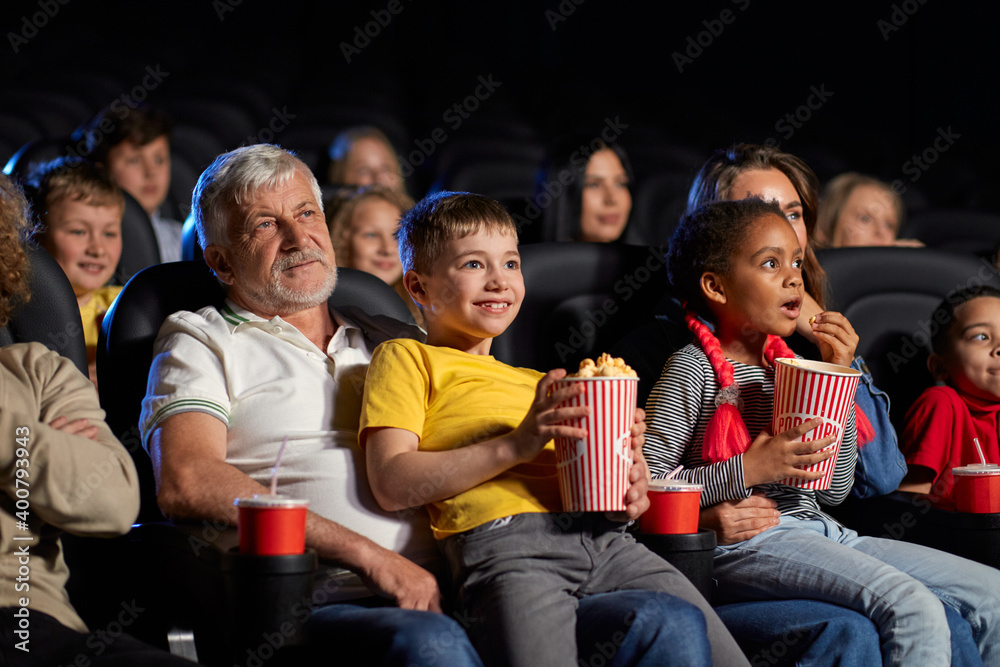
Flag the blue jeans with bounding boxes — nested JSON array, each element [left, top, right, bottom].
[[716, 599, 984, 667], [306, 602, 483, 666], [442, 513, 746, 667], [713, 515, 1000, 666], [576, 590, 710, 667], [716, 600, 881, 666]]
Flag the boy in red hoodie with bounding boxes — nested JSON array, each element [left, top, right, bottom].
[[899, 285, 1000, 506]]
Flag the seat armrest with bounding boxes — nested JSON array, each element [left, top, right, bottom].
[[129, 521, 317, 665]]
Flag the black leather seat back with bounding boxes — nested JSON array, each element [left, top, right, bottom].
[[491, 242, 671, 373], [113, 190, 161, 284], [0, 245, 88, 376]]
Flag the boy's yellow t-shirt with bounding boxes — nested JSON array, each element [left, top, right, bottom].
[[80, 285, 123, 349], [360, 338, 562, 539]]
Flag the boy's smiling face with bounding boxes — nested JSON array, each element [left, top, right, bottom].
[[42, 197, 123, 305], [408, 227, 523, 355], [931, 295, 1000, 401]]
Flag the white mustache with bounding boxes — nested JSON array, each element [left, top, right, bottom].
[[272, 249, 328, 274]]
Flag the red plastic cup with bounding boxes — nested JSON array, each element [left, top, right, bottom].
[[234, 496, 309, 555], [952, 464, 1000, 513], [641, 480, 703, 534], [554, 376, 638, 512], [772, 358, 861, 490]]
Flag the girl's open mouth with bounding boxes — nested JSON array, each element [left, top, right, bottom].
[[780, 297, 801, 319]]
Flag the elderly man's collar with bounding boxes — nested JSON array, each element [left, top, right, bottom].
[[332, 303, 425, 347], [218, 298, 423, 347]]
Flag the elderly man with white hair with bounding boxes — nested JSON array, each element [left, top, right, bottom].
[[140, 144, 482, 666]]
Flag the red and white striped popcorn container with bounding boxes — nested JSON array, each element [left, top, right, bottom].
[[771, 358, 861, 490], [553, 377, 638, 511]]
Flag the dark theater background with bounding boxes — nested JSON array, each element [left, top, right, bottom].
[[4, 2, 1000, 664], [1, 1, 997, 220]]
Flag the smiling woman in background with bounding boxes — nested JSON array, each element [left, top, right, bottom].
[[531, 137, 633, 243], [815, 172, 921, 248]]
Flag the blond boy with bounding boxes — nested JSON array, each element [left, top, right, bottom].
[[26, 157, 124, 386], [360, 192, 748, 667]]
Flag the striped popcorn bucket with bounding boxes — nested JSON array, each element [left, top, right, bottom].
[[772, 358, 861, 490], [553, 377, 638, 512]]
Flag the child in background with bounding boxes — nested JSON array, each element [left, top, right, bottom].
[[360, 192, 748, 667], [327, 186, 420, 324], [25, 157, 124, 387], [644, 196, 1000, 665], [899, 286, 1000, 505], [815, 172, 921, 248], [87, 104, 182, 263]]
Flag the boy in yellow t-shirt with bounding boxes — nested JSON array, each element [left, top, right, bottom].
[[360, 192, 747, 667], [25, 157, 124, 387]]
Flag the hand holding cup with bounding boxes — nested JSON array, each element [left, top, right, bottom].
[[553, 355, 639, 512]]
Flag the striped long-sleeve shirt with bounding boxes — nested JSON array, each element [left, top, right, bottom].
[[644, 344, 857, 521]]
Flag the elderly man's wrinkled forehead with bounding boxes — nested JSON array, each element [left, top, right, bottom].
[[225, 167, 323, 236]]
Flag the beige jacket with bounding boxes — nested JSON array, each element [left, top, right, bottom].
[[0, 342, 139, 632]]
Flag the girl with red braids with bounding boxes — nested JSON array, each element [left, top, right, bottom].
[[687, 143, 906, 510], [644, 197, 1000, 665]]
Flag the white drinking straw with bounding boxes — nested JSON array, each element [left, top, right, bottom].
[[973, 437, 987, 466], [269, 436, 289, 496], [665, 464, 684, 480]]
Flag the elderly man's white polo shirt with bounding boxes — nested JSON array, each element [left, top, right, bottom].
[[140, 299, 437, 593]]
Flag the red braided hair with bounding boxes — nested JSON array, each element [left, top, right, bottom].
[[684, 310, 751, 463], [685, 311, 874, 463]]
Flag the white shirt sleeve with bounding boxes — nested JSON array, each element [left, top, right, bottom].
[[139, 307, 232, 452]]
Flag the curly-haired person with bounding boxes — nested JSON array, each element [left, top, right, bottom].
[[0, 172, 190, 667]]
